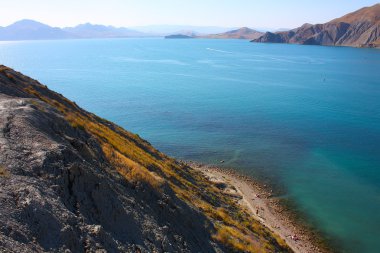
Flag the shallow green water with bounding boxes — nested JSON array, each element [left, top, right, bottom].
[[1, 38, 379, 252]]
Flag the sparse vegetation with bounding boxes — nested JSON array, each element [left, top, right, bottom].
[[0, 66, 15, 81], [15, 71, 292, 253], [213, 224, 262, 253], [0, 165, 10, 178], [0, 66, 8, 73]]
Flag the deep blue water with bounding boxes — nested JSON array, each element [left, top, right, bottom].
[[1, 38, 379, 253]]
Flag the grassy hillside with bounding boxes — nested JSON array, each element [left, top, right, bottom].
[[0, 65, 292, 253]]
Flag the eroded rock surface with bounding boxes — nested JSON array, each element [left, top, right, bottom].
[[0, 65, 293, 253], [0, 82, 222, 253]]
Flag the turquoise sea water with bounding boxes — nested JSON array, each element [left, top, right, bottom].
[[0, 39, 379, 252]]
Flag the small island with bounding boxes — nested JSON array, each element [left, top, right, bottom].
[[165, 34, 193, 39]]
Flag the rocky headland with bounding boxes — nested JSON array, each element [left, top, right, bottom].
[[252, 4, 380, 48], [0, 65, 293, 253]]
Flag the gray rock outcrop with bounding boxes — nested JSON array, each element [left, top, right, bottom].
[[0, 65, 293, 253], [0, 69, 223, 253]]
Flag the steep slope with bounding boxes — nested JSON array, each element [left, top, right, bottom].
[[0, 20, 72, 40], [0, 65, 292, 253], [253, 4, 380, 47], [201, 27, 264, 40]]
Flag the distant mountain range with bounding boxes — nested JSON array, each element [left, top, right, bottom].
[[63, 23, 147, 38], [0, 20, 71, 40], [0, 20, 150, 40], [0, 20, 238, 40], [199, 27, 264, 40], [1, 4, 379, 48], [0, 20, 261, 41], [253, 4, 380, 48], [129, 25, 237, 35]]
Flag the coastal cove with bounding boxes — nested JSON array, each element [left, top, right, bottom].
[[1, 38, 380, 253], [188, 161, 330, 253]]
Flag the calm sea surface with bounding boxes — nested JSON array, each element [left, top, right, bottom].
[[1, 38, 379, 253]]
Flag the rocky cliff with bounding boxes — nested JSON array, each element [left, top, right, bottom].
[[252, 4, 380, 48], [0, 65, 292, 253]]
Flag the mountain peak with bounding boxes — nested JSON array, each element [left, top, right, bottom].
[[238, 27, 252, 31], [0, 19, 69, 40], [74, 23, 110, 28], [8, 19, 51, 28], [0, 20, 147, 40], [63, 23, 145, 38]]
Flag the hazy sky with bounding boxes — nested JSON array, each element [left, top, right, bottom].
[[0, 0, 378, 29]]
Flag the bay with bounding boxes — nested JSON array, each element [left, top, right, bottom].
[[1, 38, 379, 252]]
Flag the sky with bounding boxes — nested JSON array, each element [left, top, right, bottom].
[[0, 0, 378, 29]]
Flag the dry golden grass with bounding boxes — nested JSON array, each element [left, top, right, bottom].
[[102, 143, 164, 190], [0, 66, 15, 80], [0, 165, 10, 178], [0, 66, 8, 73], [19, 81, 292, 253], [213, 225, 262, 253]]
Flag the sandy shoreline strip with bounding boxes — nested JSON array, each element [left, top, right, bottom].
[[187, 161, 328, 253]]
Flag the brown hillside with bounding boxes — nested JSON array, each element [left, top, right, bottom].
[[253, 4, 380, 48]]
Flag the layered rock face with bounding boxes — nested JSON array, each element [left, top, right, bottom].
[[253, 4, 380, 47], [0, 66, 291, 253]]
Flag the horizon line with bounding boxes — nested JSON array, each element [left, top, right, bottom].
[[0, 19, 287, 31]]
